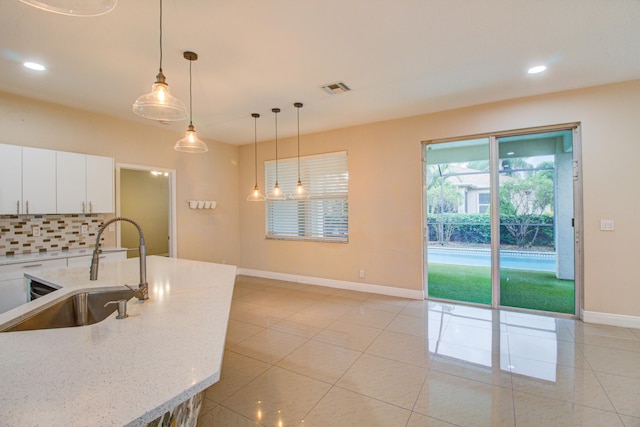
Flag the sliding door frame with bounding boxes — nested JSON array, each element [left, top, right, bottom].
[[422, 122, 583, 318]]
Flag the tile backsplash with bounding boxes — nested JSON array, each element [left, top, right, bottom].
[[0, 214, 105, 256]]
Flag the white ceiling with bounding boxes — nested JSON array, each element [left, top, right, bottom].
[[1, 0, 639, 145]]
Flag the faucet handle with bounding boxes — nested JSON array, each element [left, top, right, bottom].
[[104, 299, 129, 319], [124, 284, 146, 300]]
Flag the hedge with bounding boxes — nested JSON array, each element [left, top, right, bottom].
[[427, 213, 554, 247]]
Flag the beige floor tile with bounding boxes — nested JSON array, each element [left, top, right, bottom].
[[406, 411, 458, 427], [339, 306, 398, 329], [385, 313, 431, 338], [596, 372, 640, 417], [513, 391, 623, 427], [205, 351, 270, 403], [232, 286, 258, 299], [234, 289, 283, 306], [337, 353, 427, 409], [198, 397, 218, 418], [277, 339, 361, 384], [224, 319, 265, 348], [222, 366, 331, 426], [270, 318, 323, 340], [414, 370, 515, 426], [366, 330, 432, 368], [283, 311, 335, 330], [299, 386, 411, 427], [620, 414, 640, 426], [357, 295, 409, 314], [229, 300, 262, 318], [575, 333, 640, 353], [322, 294, 366, 306], [430, 356, 512, 388], [582, 345, 640, 379], [300, 300, 355, 319], [399, 300, 432, 318], [511, 363, 615, 411], [229, 329, 307, 364], [235, 304, 296, 328], [197, 403, 265, 427], [331, 288, 373, 301], [314, 320, 383, 351], [571, 323, 640, 341]]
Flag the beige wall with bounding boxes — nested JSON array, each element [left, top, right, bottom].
[[0, 91, 240, 265], [239, 80, 640, 318]]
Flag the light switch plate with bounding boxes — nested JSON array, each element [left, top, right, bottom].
[[600, 219, 614, 231], [32, 226, 41, 237]]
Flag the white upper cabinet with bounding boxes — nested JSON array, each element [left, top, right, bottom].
[[86, 154, 114, 213], [57, 151, 87, 214], [0, 144, 22, 215], [0, 144, 115, 215], [22, 147, 57, 215]]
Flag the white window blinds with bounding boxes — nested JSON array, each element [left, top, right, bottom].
[[265, 151, 348, 242]]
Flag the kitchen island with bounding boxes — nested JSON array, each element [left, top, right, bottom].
[[0, 256, 236, 426]]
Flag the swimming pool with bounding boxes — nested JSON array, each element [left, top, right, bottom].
[[427, 247, 555, 272]]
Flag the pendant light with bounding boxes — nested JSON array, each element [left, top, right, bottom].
[[132, 0, 187, 122], [247, 113, 265, 201], [267, 108, 287, 201], [174, 51, 208, 153], [289, 102, 310, 200], [19, 0, 117, 16]]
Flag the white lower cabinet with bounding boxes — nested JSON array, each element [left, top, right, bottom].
[[0, 250, 126, 315], [0, 258, 67, 314]]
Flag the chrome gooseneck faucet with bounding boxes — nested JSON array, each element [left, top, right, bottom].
[[90, 217, 148, 300]]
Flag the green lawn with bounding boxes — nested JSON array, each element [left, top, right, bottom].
[[427, 263, 575, 314]]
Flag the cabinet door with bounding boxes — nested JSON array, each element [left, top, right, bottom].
[[0, 144, 22, 215], [22, 147, 57, 214], [57, 151, 87, 214], [86, 155, 114, 213]]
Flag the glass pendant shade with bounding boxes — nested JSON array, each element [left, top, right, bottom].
[[267, 182, 287, 201], [247, 185, 266, 202], [174, 124, 208, 153], [290, 180, 310, 200], [133, 71, 188, 122], [19, 0, 117, 16], [247, 113, 265, 201]]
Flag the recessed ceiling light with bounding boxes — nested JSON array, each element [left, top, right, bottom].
[[23, 61, 46, 71], [527, 65, 547, 74]]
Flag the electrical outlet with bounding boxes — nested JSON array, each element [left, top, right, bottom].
[[359, 270, 365, 278], [108, 224, 115, 232], [81, 225, 88, 234], [600, 219, 614, 231], [32, 226, 41, 237]]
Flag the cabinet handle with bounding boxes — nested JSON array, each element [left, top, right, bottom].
[[23, 263, 43, 268], [82, 201, 86, 213], [17, 200, 20, 215], [89, 201, 93, 213], [26, 200, 29, 214]]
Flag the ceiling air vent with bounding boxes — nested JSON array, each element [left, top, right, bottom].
[[321, 82, 351, 95]]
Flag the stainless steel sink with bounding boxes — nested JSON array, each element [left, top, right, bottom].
[[1, 289, 135, 332]]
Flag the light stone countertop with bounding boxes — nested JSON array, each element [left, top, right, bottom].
[[0, 256, 237, 426], [0, 247, 127, 266]]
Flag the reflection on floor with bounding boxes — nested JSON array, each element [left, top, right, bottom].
[[197, 275, 640, 427]]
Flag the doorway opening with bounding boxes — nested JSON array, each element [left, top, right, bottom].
[[423, 124, 582, 316], [116, 163, 177, 258]]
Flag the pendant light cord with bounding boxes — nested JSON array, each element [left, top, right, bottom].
[[254, 115, 258, 186], [297, 107, 301, 180], [274, 109, 279, 184], [159, 0, 163, 72], [188, 58, 193, 126]]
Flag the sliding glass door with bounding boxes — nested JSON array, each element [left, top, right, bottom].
[[424, 126, 580, 315], [425, 138, 492, 305], [498, 131, 575, 314]]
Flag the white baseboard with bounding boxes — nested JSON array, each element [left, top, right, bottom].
[[237, 268, 424, 300], [582, 309, 640, 329]]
